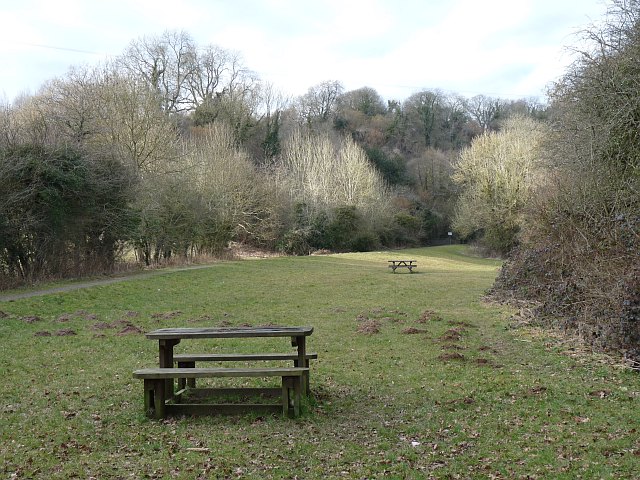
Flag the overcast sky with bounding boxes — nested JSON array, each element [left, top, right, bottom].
[[0, 0, 607, 103]]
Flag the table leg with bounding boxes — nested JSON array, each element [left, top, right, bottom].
[[159, 339, 180, 399], [294, 335, 309, 396]]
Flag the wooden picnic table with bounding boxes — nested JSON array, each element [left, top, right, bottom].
[[146, 326, 313, 367], [145, 326, 314, 398], [388, 259, 417, 273]]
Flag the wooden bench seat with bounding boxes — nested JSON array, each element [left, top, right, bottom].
[[173, 352, 318, 393], [133, 367, 308, 419]]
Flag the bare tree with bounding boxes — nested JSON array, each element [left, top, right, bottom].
[[279, 128, 390, 216], [464, 94, 504, 133], [297, 80, 344, 126], [118, 30, 197, 113], [452, 115, 547, 253], [338, 86, 386, 116]]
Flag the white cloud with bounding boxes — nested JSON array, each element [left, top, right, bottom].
[[0, 0, 608, 102]]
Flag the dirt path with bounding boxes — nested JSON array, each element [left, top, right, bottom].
[[0, 264, 220, 302]]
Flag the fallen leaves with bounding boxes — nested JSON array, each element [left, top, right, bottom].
[[356, 319, 381, 335]]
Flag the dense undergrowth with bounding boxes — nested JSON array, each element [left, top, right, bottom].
[[488, 1, 640, 359]]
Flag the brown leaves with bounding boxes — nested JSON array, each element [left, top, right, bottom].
[[356, 319, 381, 335], [22, 315, 42, 323]]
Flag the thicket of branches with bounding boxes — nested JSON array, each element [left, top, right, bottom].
[[452, 116, 547, 255], [492, 0, 640, 354]]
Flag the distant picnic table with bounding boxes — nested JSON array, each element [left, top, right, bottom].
[[388, 260, 417, 273]]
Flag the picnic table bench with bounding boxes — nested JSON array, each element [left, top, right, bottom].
[[388, 260, 417, 273], [173, 352, 318, 391], [133, 367, 307, 418], [133, 326, 315, 419]]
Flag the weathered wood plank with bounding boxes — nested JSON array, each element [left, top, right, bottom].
[[173, 352, 318, 362], [145, 326, 313, 340], [183, 387, 282, 398], [166, 403, 282, 416], [133, 367, 308, 379]]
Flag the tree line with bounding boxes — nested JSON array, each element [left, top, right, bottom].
[[0, 29, 542, 287]]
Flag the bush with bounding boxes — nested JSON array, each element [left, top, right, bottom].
[[492, 1, 640, 354], [0, 144, 136, 282], [349, 232, 379, 252]]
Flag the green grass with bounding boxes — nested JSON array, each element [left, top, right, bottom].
[[1, 245, 638, 479]]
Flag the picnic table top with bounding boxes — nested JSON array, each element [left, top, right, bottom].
[[145, 326, 314, 340], [388, 259, 417, 263]]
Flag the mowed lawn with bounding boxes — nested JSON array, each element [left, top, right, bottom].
[[1, 246, 638, 479]]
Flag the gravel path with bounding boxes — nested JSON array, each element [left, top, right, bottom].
[[0, 264, 219, 302]]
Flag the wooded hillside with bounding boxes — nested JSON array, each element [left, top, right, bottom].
[[0, 30, 542, 285]]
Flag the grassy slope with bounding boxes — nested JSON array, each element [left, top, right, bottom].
[[0, 246, 638, 479]]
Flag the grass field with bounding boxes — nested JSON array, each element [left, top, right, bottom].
[[1, 246, 638, 479]]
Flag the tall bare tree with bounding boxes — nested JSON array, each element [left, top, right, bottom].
[[118, 30, 197, 113], [297, 80, 344, 126], [465, 94, 504, 133]]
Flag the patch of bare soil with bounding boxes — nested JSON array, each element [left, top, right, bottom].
[[34, 331, 51, 337], [356, 319, 381, 335], [22, 315, 41, 323], [417, 310, 442, 323], [0, 311, 9, 318], [117, 325, 143, 335], [437, 352, 466, 361], [440, 329, 464, 342], [402, 327, 428, 334]]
